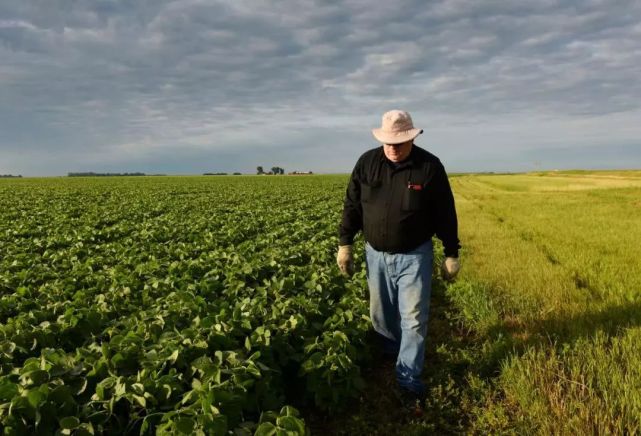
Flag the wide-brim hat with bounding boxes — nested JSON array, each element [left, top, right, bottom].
[[372, 109, 423, 144]]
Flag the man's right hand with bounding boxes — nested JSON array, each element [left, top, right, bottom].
[[337, 245, 354, 276]]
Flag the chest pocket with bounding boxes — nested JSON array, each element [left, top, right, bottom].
[[361, 179, 383, 204], [402, 182, 427, 211]]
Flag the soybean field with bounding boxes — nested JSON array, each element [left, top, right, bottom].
[[1, 171, 640, 434]]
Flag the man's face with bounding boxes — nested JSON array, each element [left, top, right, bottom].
[[383, 140, 413, 163]]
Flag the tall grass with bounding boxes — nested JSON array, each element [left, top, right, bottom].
[[448, 172, 641, 432]]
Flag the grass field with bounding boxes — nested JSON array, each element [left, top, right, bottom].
[[449, 171, 641, 434], [1, 170, 639, 434]]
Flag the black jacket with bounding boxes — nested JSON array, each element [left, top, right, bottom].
[[339, 145, 460, 257]]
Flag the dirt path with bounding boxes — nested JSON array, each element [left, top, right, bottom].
[[305, 278, 485, 435]]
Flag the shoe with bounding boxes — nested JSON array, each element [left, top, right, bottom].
[[396, 387, 425, 418]]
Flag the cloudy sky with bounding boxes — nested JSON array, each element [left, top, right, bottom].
[[1, 0, 640, 176]]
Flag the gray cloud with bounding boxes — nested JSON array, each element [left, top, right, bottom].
[[1, 0, 640, 175]]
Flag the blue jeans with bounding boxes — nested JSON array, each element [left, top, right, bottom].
[[365, 239, 433, 394]]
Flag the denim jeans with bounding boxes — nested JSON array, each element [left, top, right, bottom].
[[365, 239, 433, 394]]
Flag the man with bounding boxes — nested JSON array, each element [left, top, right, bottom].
[[337, 109, 460, 412]]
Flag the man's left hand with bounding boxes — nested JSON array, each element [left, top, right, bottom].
[[441, 257, 460, 281]]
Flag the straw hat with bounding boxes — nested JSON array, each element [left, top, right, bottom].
[[372, 110, 423, 144]]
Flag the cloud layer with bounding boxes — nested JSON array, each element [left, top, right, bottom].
[[1, 0, 640, 175]]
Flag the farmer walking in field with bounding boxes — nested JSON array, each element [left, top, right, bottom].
[[337, 109, 460, 413]]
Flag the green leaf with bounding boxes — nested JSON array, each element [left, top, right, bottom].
[[75, 423, 95, 436], [10, 395, 31, 413], [276, 416, 305, 434], [131, 383, 145, 395], [140, 417, 151, 435], [26, 389, 47, 408], [111, 352, 126, 367], [201, 413, 228, 436], [279, 406, 299, 417], [168, 349, 179, 364], [132, 394, 146, 408], [254, 422, 278, 436], [300, 352, 324, 372], [59, 416, 80, 430], [22, 369, 50, 386], [71, 377, 88, 396], [248, 351, 261, 361], [0, 379, 19, 401], [0, 341, 16, 355], [174, 417, 195, 434], [49, 385, 75, 406], [246, 363, 261, 378], [259, 411, 279, 424]]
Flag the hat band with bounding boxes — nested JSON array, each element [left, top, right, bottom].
[[380, 128, 419, 135]]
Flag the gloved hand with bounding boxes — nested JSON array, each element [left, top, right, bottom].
[[441, 257, 460, 281], [336, 245, 354, 276]]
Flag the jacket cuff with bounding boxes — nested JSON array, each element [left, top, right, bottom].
[[444, 247, 459, 258], [339, 235, 355, 246]]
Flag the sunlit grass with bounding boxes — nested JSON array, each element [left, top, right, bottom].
[[448, 172, 641, 432]]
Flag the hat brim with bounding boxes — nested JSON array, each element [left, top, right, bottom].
[[372, 128, 423, 144]]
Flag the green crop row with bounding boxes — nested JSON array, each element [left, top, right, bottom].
[[0, 176, 370, 435]]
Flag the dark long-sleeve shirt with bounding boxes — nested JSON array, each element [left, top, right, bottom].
[[339, 145, 460, 257]]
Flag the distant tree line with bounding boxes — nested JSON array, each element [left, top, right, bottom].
[[256, 166, 285, 175], [203, 172, 243, 176], [67, 172, 146, 177], [0, 174, 22, 178]]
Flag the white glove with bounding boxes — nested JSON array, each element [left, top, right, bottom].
[[441, 257, 460, 281], [336, 245, 354, 276]]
